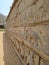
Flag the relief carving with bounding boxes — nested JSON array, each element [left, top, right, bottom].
[[6, 0, 49, 65]]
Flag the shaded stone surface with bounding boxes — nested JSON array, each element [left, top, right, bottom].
[[0, 31, 22, 65]]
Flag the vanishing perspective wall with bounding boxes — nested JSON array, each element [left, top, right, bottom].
[[6, 0, 49, 65]]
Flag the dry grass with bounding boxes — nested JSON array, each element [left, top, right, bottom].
[[0, 29, 5, 31]]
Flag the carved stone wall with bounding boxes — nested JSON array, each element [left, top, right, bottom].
[[6, 0, 49, 65]]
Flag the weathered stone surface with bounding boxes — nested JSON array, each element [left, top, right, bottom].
[[6, 0, 49, 65]]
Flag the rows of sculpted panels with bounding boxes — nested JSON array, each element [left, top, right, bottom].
[[6, 0, 49, 65], [6, 24, 49, 65], [7, 0, 49, 26]]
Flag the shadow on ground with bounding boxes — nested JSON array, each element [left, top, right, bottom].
[[3, 32, 19, 65]]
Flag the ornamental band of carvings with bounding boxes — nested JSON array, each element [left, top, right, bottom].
[[6, 0, 49, 65]]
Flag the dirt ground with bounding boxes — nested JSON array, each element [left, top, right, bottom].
[[0, 31, 4, 65], [0, 31, 21, 65]]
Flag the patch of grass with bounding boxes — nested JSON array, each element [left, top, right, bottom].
[[0, 29, 5, 31]]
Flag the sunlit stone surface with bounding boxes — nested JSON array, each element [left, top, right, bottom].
[[6, 0, 49, 65]]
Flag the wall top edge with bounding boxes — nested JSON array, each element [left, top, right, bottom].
[[6, 0, 18, 21]]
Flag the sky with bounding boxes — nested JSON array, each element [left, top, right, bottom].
[[0, 0, 13, 16]]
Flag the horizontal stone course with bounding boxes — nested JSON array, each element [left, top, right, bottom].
[[6, 0, 49, 65]]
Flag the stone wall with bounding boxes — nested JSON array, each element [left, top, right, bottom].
[[6, 0, 49, 65]]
